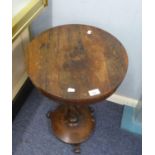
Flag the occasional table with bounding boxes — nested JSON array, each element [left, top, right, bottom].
[[26, 24, 128, 153]]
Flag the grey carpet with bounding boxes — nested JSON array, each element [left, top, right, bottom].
[[13, 89, 142, 155]]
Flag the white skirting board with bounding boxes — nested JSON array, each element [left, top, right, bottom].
[[106, 94, 138, 107]]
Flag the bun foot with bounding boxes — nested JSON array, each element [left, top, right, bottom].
[[73, 144, 81, 153], [46, 111, 51, 119]]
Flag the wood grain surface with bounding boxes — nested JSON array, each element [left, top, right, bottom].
[[26, 24, 128, 104]]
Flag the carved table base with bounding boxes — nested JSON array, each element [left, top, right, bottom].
[[48, 104, 95, 153]]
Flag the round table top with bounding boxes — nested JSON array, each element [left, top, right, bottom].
[[26, 24, 128, 104]]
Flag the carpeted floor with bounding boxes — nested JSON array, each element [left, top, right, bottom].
[[12, 89, 142, 155]]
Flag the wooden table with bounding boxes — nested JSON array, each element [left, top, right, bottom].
[[26, 24, 128, 153]]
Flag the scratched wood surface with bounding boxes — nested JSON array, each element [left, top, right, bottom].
[[26, 24, 128, 104]]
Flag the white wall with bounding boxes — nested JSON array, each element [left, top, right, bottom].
[[30, 0, 142, 100]]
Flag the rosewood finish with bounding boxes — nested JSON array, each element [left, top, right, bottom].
[[26, 24, 128, 153], [26, 24, 128, 104]]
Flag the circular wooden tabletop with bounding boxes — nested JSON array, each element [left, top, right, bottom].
[[26, 24, 128, 104]]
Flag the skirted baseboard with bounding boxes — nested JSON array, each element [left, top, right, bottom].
[[107, 94, 138, 107]]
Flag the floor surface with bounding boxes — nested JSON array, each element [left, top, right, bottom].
[[13, 89, 142, 155]]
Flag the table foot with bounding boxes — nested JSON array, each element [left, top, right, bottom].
[[73, 144, 81, 153], [89, 106, 95, 115], [46, 111, 51, 119]]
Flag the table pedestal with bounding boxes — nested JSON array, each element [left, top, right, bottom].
[[48, 104, 95, 153]]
